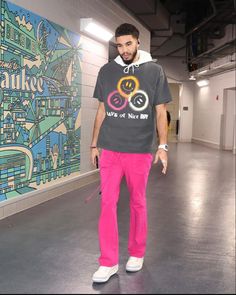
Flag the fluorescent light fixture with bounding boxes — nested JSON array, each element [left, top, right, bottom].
[[196, 79, 209, 87], [189, 75, 196, 80], [213, 61, 235, 69], [198, 69, 208, 75], [80, 18, 113, 42]]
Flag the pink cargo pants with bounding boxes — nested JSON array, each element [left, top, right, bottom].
[[98, 149, 153, 266]]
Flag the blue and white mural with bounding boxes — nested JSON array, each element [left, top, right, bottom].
[[0, 0, 82, 201]]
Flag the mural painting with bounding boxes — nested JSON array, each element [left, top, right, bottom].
[[0, 0, 82, 201]]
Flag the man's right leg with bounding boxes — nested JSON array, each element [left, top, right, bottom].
[[98, 150, 124, 267]]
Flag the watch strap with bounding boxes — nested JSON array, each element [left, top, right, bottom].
[[158, 144, 168, 151]]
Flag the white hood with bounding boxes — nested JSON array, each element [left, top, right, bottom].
[[114, 50, 153, 74]]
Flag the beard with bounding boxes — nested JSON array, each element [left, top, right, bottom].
[[120, 48, 138, 65]]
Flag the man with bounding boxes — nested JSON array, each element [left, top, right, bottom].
[[90, 23, 172, 283]]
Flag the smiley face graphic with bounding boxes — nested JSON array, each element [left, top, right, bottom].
[[117, 76, 139, 99], [107, 90, 128, 111], [129, 90, 149, 111]]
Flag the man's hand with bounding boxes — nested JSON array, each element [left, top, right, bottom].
[[91, 147, 100, 168], [90, 102, 105, 168], [153, 149, 168, 174]]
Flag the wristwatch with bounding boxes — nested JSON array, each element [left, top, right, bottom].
[[158, 144, 168, 152]]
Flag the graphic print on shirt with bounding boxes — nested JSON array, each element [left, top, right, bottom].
[[129, 90, 149, 111], [107, 90, 128, 111], [117, 76, 139, 99], [107, 75, 149, 113]]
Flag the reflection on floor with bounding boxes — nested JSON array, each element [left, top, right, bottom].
[[0, 143, 235, 294]]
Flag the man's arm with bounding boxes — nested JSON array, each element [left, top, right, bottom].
[[153, 103, 168, 174], [90, 102, 106, 166]]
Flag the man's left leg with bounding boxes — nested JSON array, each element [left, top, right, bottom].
[[123, 153, 153, 271]]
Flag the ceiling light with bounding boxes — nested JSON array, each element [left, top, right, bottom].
[[189, 75, 196, 80], [196, 79, 209, 87], [213, 61, 235, 70], [198, 69, 208, 75], [80, 18, 113, 42]]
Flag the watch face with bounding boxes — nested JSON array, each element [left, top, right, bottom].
[[159, 144, 168, 151]]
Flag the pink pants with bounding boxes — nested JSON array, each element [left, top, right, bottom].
[[98, 149, 153, 266]]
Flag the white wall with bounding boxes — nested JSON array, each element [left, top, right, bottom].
[[179, 82, 195, 142], [80, 36, 108, 173], [158, 57, 195, 142], [223, 89, 236, 150], [192, 71, 235, 148], [158, 58, 236, 148]]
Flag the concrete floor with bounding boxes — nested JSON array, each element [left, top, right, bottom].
[[0, 143, 235, 294]]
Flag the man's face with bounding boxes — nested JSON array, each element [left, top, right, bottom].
[[116, 35, 139, 65]]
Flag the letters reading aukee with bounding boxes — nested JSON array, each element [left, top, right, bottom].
[[0, 68, 44, 93]]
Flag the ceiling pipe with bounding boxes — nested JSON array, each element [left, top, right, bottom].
[[189, 38, 236, 63], [166, 45, 186, 56], [152, 0, 171, 31], [185, 0, 217, 36]]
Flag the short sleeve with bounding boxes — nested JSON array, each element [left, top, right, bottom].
[[154, 66, 172, 105], [93, 70, 104, 102]]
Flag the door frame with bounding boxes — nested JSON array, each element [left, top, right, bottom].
[[220, 87, 236, 151]]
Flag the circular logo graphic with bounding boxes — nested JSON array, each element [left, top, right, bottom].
[[117, 76, 139, 99], [129, 90, 149, 112], [107, 90, 128, 111]]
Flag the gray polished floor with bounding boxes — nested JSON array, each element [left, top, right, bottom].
[[0, 143, 235, 294]]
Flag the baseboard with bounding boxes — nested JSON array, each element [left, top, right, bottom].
[[178, 138, 192, 143], [0, 170, 100, 220], [192, 138, 220, 149]]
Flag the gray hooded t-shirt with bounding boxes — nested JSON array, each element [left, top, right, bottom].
[[93, 50, 172, 153]]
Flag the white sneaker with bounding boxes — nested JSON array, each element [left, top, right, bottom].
[[126, 256, 144, 272], [92, 265, 118, 283]]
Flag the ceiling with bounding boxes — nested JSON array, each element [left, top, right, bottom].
[[115, 0, 236, 77]]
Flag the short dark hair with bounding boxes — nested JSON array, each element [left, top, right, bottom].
[[115, 23, 139, 39]]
